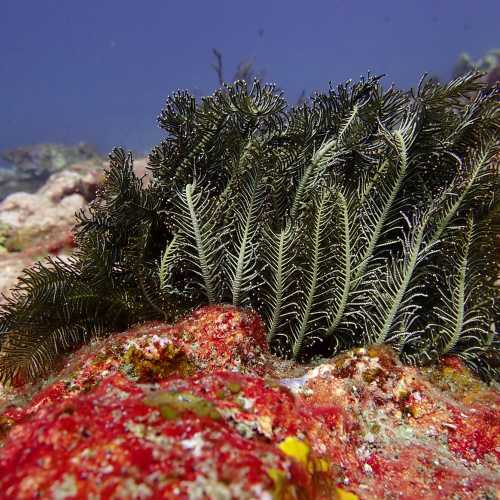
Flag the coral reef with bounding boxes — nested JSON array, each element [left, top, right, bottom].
[[0, 154, 151, 304], [0, 306, 498, 498], [0, 143, 102, 201], [0, 160, 104, 302]]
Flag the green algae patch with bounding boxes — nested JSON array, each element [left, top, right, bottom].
[[4, 227, 45, 253], [122, 335, 193, 382], [422, 356, 488, 403], [0, 222, 12, 253], [226, 381, 242, 394], [144, 391, 222, 421]]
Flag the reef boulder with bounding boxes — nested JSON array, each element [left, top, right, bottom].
[[0, 143, 102, 201], [0, 305, 498, 499], [0, 152, 151, 303]]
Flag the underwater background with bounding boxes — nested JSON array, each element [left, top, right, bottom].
[[0, 2, 499, 498], [0, 0, 498, 157]]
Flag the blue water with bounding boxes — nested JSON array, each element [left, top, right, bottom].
[[0, 0, 498, 155]]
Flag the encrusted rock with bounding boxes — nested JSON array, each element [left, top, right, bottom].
[[0, 310, 498, 499], [0, 143, 102, 201]]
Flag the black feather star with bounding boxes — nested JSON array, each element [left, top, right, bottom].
[[0, 74, 498, 383]]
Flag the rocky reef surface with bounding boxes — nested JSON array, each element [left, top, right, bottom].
[[0, 143, 103, 202], [0, 154, 149, 302], [0, 305, 498, 499], [0, 152, 498, 499]]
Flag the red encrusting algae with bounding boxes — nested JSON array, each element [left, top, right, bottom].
[[0, 305, 498, 499]]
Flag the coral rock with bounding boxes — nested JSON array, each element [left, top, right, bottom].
[[0, 311, 499, 499]]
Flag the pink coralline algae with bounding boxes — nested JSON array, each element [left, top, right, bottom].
[[0, 305, 498, 499]]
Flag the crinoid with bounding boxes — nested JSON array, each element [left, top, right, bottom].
[[0, 74, 498, 383]]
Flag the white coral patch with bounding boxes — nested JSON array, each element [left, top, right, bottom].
[[51, 474, 78, 500], [181, 432, 206, 458]]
